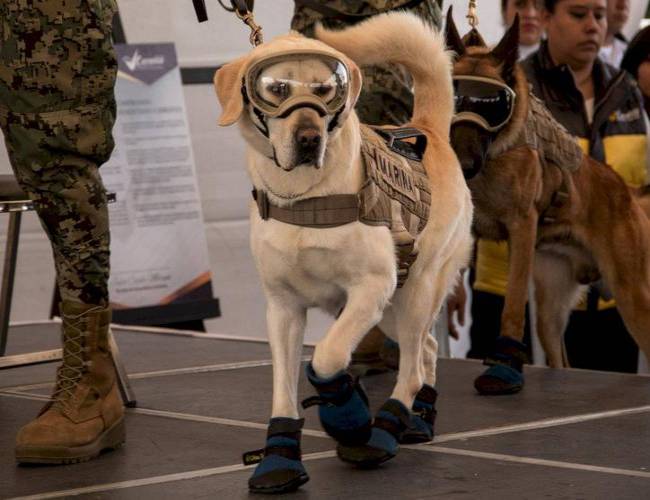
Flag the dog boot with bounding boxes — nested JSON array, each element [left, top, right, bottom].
[[337, 398, 410, 468], [302, 363, 372, 445], [399, 384, 438, 444], [474, 336, 528, 395], [245, 417, 309, 494], [15, 301, 125, 464]]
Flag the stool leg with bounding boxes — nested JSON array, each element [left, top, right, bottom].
[[108, 328, 137, 407], [1, 211, 22, 356]]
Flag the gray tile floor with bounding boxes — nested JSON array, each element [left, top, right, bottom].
[[1, 323, 650, 499]]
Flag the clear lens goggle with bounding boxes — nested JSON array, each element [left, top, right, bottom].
[[244, 51, 350, 119], [452, 75, 516, 132]]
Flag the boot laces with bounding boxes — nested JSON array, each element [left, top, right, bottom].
[[51, 306, 104, 409]]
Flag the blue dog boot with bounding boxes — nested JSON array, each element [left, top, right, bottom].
[[302, 363, 372, 445], [337, 398, 410, 468], [399, 384, 438, 444], [474, 336, 528, 395], [246, 417, 309, 494]]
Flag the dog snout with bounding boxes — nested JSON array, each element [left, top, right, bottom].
[[294, 127, 322, 164], [296, 127, 321, 151], [460, 156, 483, 180], [450, 123, 492, 180]]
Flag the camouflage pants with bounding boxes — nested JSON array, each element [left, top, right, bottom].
[[0, 0, 118, 305], [291, 0, 442, 126]]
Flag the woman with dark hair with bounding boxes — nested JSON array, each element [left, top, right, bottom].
[[600, 0, 630, 67], [520, 0, 649, 373], [468, 0, 648, 385], [501, 0, 545, 59]]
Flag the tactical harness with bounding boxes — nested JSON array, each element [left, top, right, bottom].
[[252, 125, 430, 286], [489, 92, 584, 225]]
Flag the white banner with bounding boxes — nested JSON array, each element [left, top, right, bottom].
[[102, 43, 217, 319]]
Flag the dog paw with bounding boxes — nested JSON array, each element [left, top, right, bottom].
[[246, 418, 309, 494], [337, 398, 410, 468], [399, 384, 438, 444], [474, 336, 527, 395], [303, 363, 372, 445]]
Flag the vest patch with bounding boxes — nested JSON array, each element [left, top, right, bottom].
[[364, 145, 417, 202], [359, 125, 432, 286]]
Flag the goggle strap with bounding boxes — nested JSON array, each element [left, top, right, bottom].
[[328, 107, 344, 132], [253, 106, 270, 137]]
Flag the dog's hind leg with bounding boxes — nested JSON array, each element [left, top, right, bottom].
[[475, 214, 537, 395], [247, 298, 310, 494], [533, 252, 583, 368], [591, 215, 650, 363], [397, 295, 441, 444]]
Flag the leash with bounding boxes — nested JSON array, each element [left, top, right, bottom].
[[191, 0, 263, 47]]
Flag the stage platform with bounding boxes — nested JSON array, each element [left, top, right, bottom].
[[2, 322, 650, 499]]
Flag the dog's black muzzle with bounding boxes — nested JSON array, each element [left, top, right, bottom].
[[450, 122, 494, 180]]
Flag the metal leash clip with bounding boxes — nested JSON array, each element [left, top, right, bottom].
[[234, 6, 264, 46], [466, 0, 478, 29]]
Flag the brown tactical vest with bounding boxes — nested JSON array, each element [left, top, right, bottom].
[[252, 124, 432, 286], [516, 92, 584, 172]]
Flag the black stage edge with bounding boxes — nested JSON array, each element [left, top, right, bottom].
[[181, 66, 222, 84], [112, 298, 221, 326]]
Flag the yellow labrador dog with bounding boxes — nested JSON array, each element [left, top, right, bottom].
[[215, 12, 472, 493]]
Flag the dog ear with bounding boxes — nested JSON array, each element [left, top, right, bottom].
[[214, 56, 248, 126], [444, 6, 465, 58], [491, 14, 520, 81]]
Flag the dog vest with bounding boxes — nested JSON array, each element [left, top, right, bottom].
[[517, 92, 584, 172], [252, 124, 431, 286], [507, 91, 584, 224]]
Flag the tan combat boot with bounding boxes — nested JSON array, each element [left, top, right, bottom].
[[15, 301, 125, 464]]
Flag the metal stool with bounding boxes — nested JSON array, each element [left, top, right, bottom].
[[0, 174, 136, 406]]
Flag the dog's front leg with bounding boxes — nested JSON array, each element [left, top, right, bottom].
[[267, 299, 307, 419], [475, 214, 537, 395], [303, 278, 391, 456], [247, 297, 309, 494]]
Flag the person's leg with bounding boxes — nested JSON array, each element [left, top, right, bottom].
[[0, 0, 123, 464], [467, 290, 505, 359], [565, 306, 639, 373]]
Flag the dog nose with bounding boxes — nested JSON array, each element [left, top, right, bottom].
[[295, 128, 321, 151]]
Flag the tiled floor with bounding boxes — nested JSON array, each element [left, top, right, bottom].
[[1, 323, 649, 499]]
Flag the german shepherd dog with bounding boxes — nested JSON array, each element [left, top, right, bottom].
[[446, 12, 650, 395], [215, 13, 472, 492]]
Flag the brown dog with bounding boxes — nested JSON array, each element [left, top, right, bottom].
[[446, 13, 650, 394]]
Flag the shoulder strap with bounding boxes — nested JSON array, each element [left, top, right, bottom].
[[368, 126, 427, 161]]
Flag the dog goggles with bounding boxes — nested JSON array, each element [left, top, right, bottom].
[[452, 76, 516, 132], [244, 51, 350, 119]]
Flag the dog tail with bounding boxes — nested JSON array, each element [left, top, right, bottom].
[[316, 11, 454, 137]]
